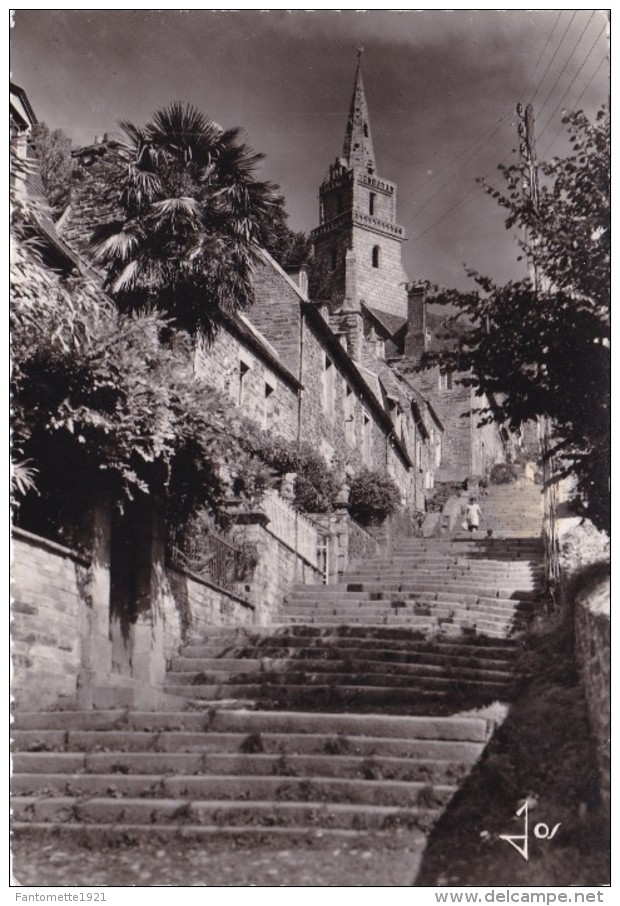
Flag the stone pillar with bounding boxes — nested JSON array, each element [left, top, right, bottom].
[[130, 494, 167, 688], [76, 489, 113, 708], [331, 509, 351, 582]]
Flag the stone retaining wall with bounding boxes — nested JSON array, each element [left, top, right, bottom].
[[574, 576, 610, 810], [11, 530, 90, 711]]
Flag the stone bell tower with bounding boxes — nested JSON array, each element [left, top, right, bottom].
[[311, 50, 409, 318]]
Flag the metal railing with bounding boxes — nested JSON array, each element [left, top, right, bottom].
[[168, 525, 244, 592]]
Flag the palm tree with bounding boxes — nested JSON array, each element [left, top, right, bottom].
[[90, 103, 282, 337]]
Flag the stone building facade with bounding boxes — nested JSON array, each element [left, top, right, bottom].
[[248, 252, 418, 506]]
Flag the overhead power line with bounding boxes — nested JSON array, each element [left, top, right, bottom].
[[536, 11, 596, 120], [397, 108, 512, 215], [518, 11, 562, 101], [403, 114, 511, 228], [528, 10, 578, 106], [537, 20, 608, 142], [540, 55, 608, 158], [412, 148, 516, 244]]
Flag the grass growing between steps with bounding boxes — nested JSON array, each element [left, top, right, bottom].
[[415, 614, 610, 887]]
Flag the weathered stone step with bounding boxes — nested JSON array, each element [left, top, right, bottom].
[[390, 547, 543, 559], [163, 683, 513, 709], [176, 644, 517, 672], [183, 632, 521, 658], [167, 665, 516, 690], [13, 709, 491, 741], [11, 822, 428, 848], [11, 751, 474, 784], [13, 730, 486, 761], [282, 616, 525, 637], [283, 600, 532, 621], [345, 572, 542, 587], [290, 588, 538, 604], [11, 796, 441, 830], [339, 581, 539, 600], [12, 772, 457, 808], [170, 656, 516, 682]]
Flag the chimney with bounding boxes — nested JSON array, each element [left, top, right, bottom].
[[405, 284, 427, 362], [284, 264, 308, 297]]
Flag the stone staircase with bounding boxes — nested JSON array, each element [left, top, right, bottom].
[[456, 481, 543, 539], [12, 481, 545, 881]]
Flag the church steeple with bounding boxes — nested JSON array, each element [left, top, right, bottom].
[[342, 48, 376, 172], [311, 51, 410, 318]]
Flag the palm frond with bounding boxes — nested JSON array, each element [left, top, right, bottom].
[[91, 226, 142, 263], [11, 459, 39, 497]]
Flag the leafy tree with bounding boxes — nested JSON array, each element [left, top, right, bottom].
[[29, 123, 74, 219], [421, 106, 610, 533], [11, 150, 272, 534], [88, 103, 282, 337], [259, 203, 313, 267]]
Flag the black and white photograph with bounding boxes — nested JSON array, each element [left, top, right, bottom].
[[10, 8, 610, 892]]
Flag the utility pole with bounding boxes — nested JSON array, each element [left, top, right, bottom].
[[516, 102, 541, 292], [517, 103, 558, 583]]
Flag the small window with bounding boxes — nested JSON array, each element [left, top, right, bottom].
[[331, 248, 337, 270], [438, 371, 453, 391], [369, 192, 376, 215], [363, 123, 369, 138], [264, 383, 274, 428], [362, 411, 372, 466], [372, 245, 380, 268], [238, 360, 250, 405], [345, 385, 355, 445], [322, 356, 335, 419]]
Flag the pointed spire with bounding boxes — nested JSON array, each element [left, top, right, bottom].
[[342, 48, 376, 171]]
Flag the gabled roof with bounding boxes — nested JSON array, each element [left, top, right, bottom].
[[10, 82, 37, 129], [363, 303, 407, 338]]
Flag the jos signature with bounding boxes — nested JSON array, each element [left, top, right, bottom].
[[499, 799, 561, 861]]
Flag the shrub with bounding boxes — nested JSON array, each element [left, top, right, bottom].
[[349, 469, 401, 526], [242, 431, 338, 513], [489, 462, 519, 485]]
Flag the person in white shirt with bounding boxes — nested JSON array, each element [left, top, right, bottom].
[[465, 497, 482, 533]]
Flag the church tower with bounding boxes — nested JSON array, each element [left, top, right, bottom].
[[311, 51, 409, 318]]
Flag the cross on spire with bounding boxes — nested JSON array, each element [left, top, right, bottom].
[[342, 50, 376, 171]]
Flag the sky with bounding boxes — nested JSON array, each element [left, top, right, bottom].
[[10, 9, 609, 291]]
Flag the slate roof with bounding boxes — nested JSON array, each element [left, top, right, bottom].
[[364, 304, 406, 338]]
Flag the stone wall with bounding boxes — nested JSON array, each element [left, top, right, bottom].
[[163, 567, 255, 662], [351, 226, 408, 318], [232, 518, 323, 624], [574, 576, 610, 809], [11, 529, 90, 711], [194, 325, 298, 442], [415, 367, 505, 482], [251, 257, 411, 488]]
